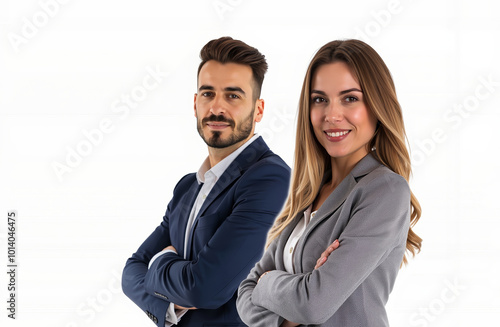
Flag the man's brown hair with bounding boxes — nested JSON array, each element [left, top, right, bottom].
[[198, 36, 268, 101]]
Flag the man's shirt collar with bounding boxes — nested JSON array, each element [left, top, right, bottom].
[[196, 134, 260, 184]]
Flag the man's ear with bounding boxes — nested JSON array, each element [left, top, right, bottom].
[[193, 93, 197, 117], [254, 99, 264, 122]]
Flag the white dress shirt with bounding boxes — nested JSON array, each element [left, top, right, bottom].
[[283, 205, 318, 273], [148, 134, 260, 326]]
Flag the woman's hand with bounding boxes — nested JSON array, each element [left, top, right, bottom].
[[314, 239, 339, 269], [257, 271, 270, 283], [279, 241, 339, 326], [280, 319, 300, 327]]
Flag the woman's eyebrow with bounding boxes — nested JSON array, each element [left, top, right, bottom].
[[310, 90, 327, 95], [339, 88, 363, 95]]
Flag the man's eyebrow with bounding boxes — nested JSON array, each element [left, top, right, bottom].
[[198, 85, 214, 92], [224, 87, 246, 96], [198, 85, 246, 97]]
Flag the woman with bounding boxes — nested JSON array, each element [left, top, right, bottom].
[[236, 39, 422, 327]]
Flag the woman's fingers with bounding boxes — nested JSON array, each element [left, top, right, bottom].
[[314, 239, 339, 269]]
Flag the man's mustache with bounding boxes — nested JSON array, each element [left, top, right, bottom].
[[202, 115, 235, 128]]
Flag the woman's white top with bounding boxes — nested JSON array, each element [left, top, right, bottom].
[[283, 205, 318, 273]]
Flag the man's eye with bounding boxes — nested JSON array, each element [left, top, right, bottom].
[[201, 92, 214, 97], [228, 94, 240, 99]]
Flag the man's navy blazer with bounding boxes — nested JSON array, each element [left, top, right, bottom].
[[122, 136, 290, 326]]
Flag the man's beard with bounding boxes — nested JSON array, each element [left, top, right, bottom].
[[197, 110, 254, 149]]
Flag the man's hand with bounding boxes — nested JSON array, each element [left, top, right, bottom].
[[174, 304, 197, 310], [164, 245, 177, 253], [314, 239, 339, 269], [162, 245, 197, 310]]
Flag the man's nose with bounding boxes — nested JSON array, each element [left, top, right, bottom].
[[210, 94, 226, 116]]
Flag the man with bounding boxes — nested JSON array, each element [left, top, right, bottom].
[[122, 36, 290, 326]]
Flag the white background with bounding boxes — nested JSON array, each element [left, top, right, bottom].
[[1, 0, 499, 326]]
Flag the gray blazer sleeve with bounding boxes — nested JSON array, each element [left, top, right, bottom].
[[236, 239, 285, 327], [251, 173, 410, 325]]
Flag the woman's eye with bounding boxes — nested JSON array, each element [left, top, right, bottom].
[[311, 97, 326, 103], [344, 96, 358, 103]]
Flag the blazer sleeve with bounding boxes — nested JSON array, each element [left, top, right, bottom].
[[121, 176, 191, 327], [236, 239, 285, 327], [251, 173, 411, 325], [143, 163, 290, 309]]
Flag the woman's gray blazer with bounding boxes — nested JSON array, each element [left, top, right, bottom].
[[236, 153, 411, 327]]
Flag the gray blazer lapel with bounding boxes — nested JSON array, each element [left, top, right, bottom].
[[292, 153, 382, 273], [292, 176, 357, 273]]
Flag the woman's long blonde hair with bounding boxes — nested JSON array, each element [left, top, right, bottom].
[[267, 40, 422, 265]]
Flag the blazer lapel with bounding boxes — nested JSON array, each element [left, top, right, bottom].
[[196, 136, 269, 219], [179, 182, 202, 259], [185, 136, 270, 257], [185, 167, 241, 259], [292, 153, 382, 273]]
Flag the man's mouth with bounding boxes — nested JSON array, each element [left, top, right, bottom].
[[206, 122, 230, 130]]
